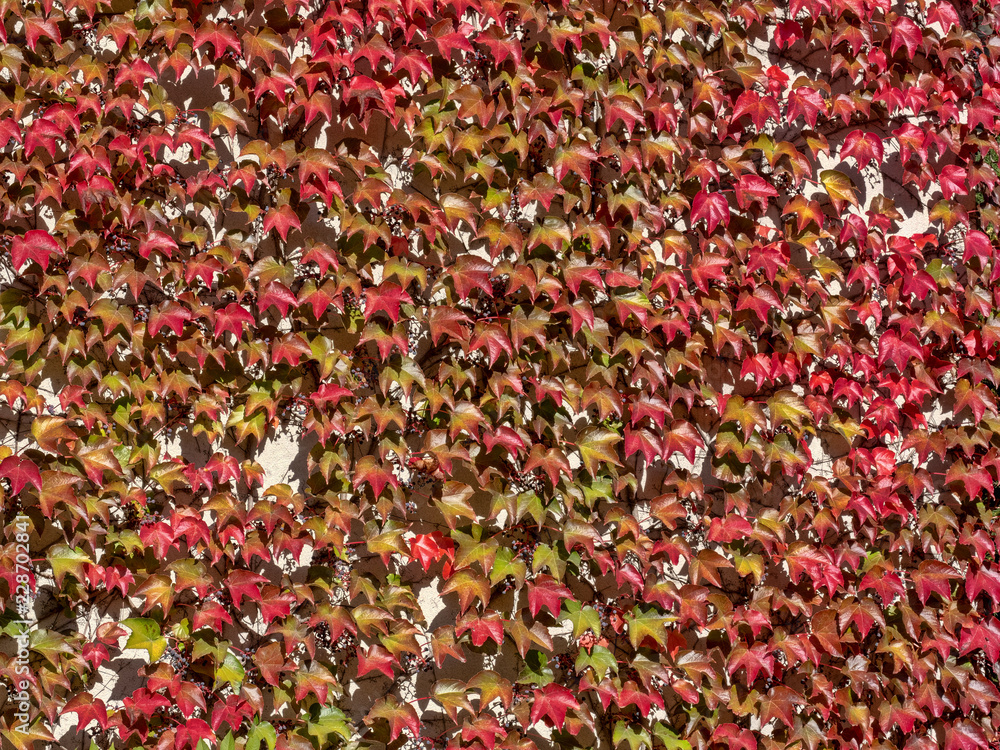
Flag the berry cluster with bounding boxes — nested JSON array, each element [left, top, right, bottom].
[[406, 320, 421, 353], [333, 631, 357, 652], [385, 204, 407, 237], [503, 15, 528, 37], [163, 645, 190, 674], [401, 646, 434, 674], [490, 274, 509, 298], [401, 472, 433, 492], [70, 308, 90, 328], [250, 215, 265, 240], [278, 396, 309, 428], [314, 623, 333, 649], [474, 290, 498, 320], [175, 109, 201, 125], [402, 734, 441, 750], [512, 681, 532, 705], [396, 157, 414, 187], [507, 184, 522, 224], [974, 650, 1000, 688], [509, 537, 538, 565], [139, 511, 164, 527], [680, 523, 706, 550], [404, 406, 427, 436], [332, 559, 351, 587], [944, 242, 965, 268], [509, 470, 544, 495], [350, 355, 379, 391], [121, 500, 142, 529], [592, 600, 619, 631], [311, 545, 338, 566], [265, 163, 286, 187], [550, 652, 575, 674], [164, 395, 191, 420], [295, 260, 322, 281], [165, 169, 187, 187], [342, 289, 366, 315]]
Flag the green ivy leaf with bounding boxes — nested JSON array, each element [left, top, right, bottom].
[[122, 618, 167, 662]]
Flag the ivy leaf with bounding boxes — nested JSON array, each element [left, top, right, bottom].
[[435, 481, 478, 529], [912, 560, 962, 604], [10, 230, 61, 272], [614, 721, 652, 750], [626, 607, 670, 649], [0, 456, 42, 494], [561, 600, 602, 639], [819, 170, 858, 212], [429, 306, 473, 345], [208, 102, 248, 137], [357, 644, 397, 678], [433, 679, 475, 722], [526, 575, 575, 618], [365, 696, 420, 741], [245, 722, 276, 750], [468, 670, 513, 709], [48, 545, 91, 588], [305, 707, 353, 746], [939, 165, 968, 200], [364, 283, 412, 324], [964, 230, 994, 262], [575, 427, 622, 477], [759, 685, 806, 727], [734, 173, 778, 211], [945, 721, 989, 750], [1, 718, 55, 750], [225, 569, 268, 607], [409, 531, 455, 572], [214, 649, 246, 690], [691, 191, 730, 234], [122, 617, 167, 661], [353, 455, 398, 498], [252, 642, 287, 686], [62, 693, 109, 731], [890, 16, 923, 57], [840, 130, 884, 169], [530, 684, 579, 729], [261, 203, 301, 241], [440, 568, 491, 613]]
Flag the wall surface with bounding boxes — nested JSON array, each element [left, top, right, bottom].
[[1, 3, 1000, 750]]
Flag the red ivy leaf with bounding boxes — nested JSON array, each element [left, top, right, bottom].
[[965, 230, 994, 262], [530, 684, 579, 729], [734, 174, 778, 211], [691, 191, 730, 234], [890, 16, 923, 58], [11, 230, 62, 272], [409, 531, 455, 572], [526, 575, 575, 618], [0, 456, 42, 495], [840, 130, 884, 169], [62, 693, 109, 731]]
